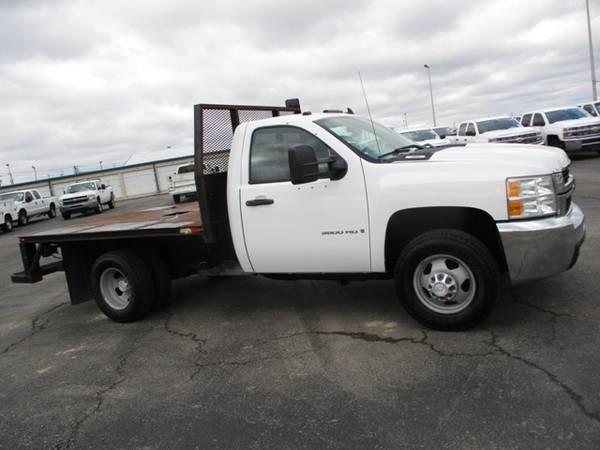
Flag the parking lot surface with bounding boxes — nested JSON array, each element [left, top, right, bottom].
[[1, 155, 600, 449]]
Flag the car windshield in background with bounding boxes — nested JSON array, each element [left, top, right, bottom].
[[545, 108, 589, 124], [67, 182, 95, 193], [476, 118, 520, 133], [433, 127, 454, 137], [0, 192, 24, 202], [316, 116, 415, 160], [400, 129, 439, 141], [178, 165, 194, 174]]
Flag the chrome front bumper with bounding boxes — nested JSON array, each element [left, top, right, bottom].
[[59, 199, 96, 212], [497, 203, 585, 284]]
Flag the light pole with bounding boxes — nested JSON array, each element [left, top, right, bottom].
[[424, 64, 437, 126], [586, 0, 597, 101], [99, 160, 103, 170], [32, 166, 37, 181], [6, 164, 14, 185]]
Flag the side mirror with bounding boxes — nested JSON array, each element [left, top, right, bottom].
[[62, 189, 66, 195], [466, 130, 476, 137], [288, 145, 320, 185], [101, 184, 106, 190], [438, 134, 446, 139]]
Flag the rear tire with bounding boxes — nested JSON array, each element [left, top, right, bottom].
[[47, 203, 56, 218], [2, 214, 13, 233], [91, 250, 155, 322], [17, 210, 28, 226], [134, 248, 172, 309], [108, 194, 115, 209], [61, 212, 71, 220], [394, 229, 498, 331], [173, 194, 180, 204]]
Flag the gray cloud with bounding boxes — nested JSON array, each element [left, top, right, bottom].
[[0, 0, 598, 182]]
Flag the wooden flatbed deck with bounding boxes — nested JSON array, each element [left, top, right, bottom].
[[18, 203, 203, 243]]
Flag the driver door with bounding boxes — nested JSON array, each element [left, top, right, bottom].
[[239, 123, 370, 273]]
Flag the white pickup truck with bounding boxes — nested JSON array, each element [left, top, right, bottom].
[[455, 117, 543, 145], [397, 127, 451, 147], [11, 101, 585, 331], [168, 164, 196, 203], [59, 180, 115, 219], [0, 189, 58, 226], [520, 107, 600, 153]]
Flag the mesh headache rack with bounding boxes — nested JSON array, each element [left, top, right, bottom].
[[193, 99, 301, 243]]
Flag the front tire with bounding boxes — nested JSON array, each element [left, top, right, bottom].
[[394, 229, 498, 331], [61, 212, 71, 220], [2, 214, 13, 233], [47, 203, 56, 218], [173, 194, 180, 204], [91, 250, 155, 322]]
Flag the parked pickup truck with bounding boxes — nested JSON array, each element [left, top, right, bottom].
[[11, 100, 585, 331], [0, 189, 57, 226], [397, 127, 451, 147], [579, 101, 600, 117], [169, 164, 196, 203], [520, 107, 600, 153], [455, 117, 543, 145], [59, 180, 115, 219], [0, 198, 18, 233]]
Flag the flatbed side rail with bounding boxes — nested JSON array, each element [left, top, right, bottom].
[[194, 99, 301, 243], [11, 242, 63, 284]]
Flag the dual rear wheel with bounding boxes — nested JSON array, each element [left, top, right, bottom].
[[91, 249, 171, 322]]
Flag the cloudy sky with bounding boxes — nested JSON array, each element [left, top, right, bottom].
[[0, 0, 598, 183]]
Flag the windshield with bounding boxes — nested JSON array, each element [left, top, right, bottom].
[[316, 116, 415, 160], [399, 129, 439, 141], [0, 192, 24, 202], [178, 164, 194, 174], [476, 118, 521, 133], [67, 182, 96, 193], [545, 108, 588, 124], [433, 127, 454, 137]]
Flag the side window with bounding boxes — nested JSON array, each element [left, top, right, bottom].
[[583, 105, 597, 116], [250, 126, 335, 184], [458, 123, 467, 136], [33, 191, 41, 200], [532, 113, 546, 126], [521, 114, 532, 127], [25, 191, 33, 202], [466, 123, 476, 136]]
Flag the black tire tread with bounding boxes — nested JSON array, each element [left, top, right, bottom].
[[394, 229, 498, 331]]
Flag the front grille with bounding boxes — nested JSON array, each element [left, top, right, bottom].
[[63, 196, 88, 205], [564, 123, 600, 138], [494, 133, 542, 144], [554, 165, 574, 216]]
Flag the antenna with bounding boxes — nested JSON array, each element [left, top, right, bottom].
[[358, 71, 382, 155]]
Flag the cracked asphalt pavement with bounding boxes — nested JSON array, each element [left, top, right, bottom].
[[1, 155, 600, 449]]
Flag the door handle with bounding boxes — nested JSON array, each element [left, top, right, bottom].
[[246, 198, 274, 206]]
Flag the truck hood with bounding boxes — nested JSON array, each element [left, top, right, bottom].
[[61, 191, 95, 200], [480, 128, 540, 138], [430, 144, 570, 174], [549, 117, 600, 129]]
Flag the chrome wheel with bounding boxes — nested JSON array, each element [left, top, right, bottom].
[[99, 267, 131, 310], [412, 254, 476, 314]]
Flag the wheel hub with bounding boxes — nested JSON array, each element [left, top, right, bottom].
[[428, 273, 457, 299]]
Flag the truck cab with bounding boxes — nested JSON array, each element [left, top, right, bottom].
[[520, 107, 600, 153], [456, 117, 543, 145]]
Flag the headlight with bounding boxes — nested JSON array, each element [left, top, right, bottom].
[[88, 194, 96, 200], [506, 175, 556, 219]]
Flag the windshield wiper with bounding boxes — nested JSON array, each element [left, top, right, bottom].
[[378, 144, 424, 159]]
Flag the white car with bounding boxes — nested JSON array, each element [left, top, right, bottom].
[[59, 180, 115, 219], [456, 117, 543, 145], [0, 189, 58, 226], [397, 127, 451, 147], [521, 107, 600, 153]]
